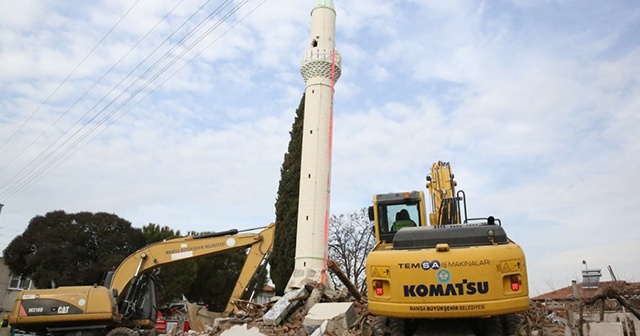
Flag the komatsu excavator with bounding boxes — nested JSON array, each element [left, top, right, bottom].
[[366, 162, 529, 336], [8, 223, 275, 336]]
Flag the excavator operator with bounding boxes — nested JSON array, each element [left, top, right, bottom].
[[391, 209, 416, 231]]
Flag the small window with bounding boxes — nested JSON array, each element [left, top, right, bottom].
[[377, 203, 421, 233], [8, 274, 32, 290]]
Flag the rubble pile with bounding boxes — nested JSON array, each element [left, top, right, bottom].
[[526, 301, 567, 336], [177, 283, 369, 336], [161, 282, 640, 335], [165, 299, 639, 336], [528, 282, 640, 336]]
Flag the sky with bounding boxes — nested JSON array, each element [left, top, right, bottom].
[[0, 0, 639, 296]]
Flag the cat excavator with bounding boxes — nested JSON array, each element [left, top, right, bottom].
[[366, 162, 530, 336], [8, 223, 275, 336]]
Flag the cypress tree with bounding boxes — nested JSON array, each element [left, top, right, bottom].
[[270, 94, 304, 295]]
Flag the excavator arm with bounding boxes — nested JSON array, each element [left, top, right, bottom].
[[426, 161, 461, 225], [107, 223, 275, 317], [222, 225, 274, 315]]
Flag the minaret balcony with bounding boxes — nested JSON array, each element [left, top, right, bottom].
[[301, 48, 342, 83]]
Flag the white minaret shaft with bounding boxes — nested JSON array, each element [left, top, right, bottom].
[[287, 0, 342, 290]]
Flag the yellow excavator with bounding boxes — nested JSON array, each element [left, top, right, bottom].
[[8, 223, 275, 336], [366, 162, 529, 336]]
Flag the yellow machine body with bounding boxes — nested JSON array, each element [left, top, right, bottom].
[[11, 286, 117, 328], [366, 162, 529, 324], [367, 238, 529, 318]]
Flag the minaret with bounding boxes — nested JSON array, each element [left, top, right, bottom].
[[287, 0, 341, 290]]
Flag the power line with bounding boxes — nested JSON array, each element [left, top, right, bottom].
[[0, 0, 143, 155], [0, 0, 220, 200], [0, 0, 265, 201], [0, 0, 196, 199], [60, 0, 271, 174]]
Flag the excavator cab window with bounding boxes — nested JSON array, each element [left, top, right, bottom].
[[380, 204, 420, 232], [102, 270, 115, 288], [375, 197, 422, 243]]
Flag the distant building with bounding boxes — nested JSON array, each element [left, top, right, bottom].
[[532, 280, 640, 335], [1, 257, 34, 314], [532, 280, 640, 303]]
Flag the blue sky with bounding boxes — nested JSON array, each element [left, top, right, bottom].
[[0, 0, 639, 296]]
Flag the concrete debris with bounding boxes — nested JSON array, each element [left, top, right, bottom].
[[303, 284, 326, 313], [170, 283, 364, 336], [304, 302, 356, 331], [185, 300, 222, 332], [219, 324, 266, 336], [582, 321, 624, 336], [165, 282, 639, 336], [309, 320, 328, 336], [529, 282, 640, 335], [163, 299, 638, 336], [162, 298, 640, 336], [263, 287, 308, 326]]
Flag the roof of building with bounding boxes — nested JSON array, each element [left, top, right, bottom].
[[532, 281, 640, 301]]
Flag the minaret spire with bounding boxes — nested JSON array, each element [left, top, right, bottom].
[[287, 1, 342, 290]]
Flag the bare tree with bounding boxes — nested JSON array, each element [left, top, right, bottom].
[[328, 208, 376, 295]]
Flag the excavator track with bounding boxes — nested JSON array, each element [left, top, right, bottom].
[[370, 316, 405, 336], [371, 315, 388, 336], [105, 327, 138, 336]]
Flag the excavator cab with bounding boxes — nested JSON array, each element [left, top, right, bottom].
[[123, 274, 159, 324], [368, 191, 427, 243], [103, 269, 159, 325]]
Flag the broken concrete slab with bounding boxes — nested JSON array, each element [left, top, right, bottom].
[[212, 317, 232, 329], [219, 324, 266, 336], [263, 287, 308, 326], [183, 298, 223, 332], [303, 302, 356, 330], [582, 322, 624, 336], [309, 320, 328, 336], [304, 284, 325, 312]]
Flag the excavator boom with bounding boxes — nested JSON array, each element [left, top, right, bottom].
[[108, 224, 275, 299]]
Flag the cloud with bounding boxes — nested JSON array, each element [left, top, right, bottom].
[[0, 0, 639, 295]]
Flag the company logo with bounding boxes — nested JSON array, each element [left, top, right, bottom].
[[403, 280, 489, 297], [436, 269, 451, 284], [399, 260, 442, 270], [442, 259, 490, 268], [421, 260, 441, 271]]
